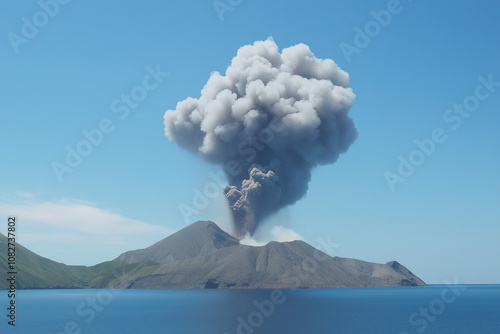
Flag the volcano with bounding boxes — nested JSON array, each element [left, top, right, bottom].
[[0, 221, 425, 289], [113, 221, 426, 289]]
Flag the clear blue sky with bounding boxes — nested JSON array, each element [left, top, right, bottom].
[[1, 0, 499, 284]]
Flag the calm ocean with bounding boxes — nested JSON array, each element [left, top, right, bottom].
[[1, 285, 499, 334]]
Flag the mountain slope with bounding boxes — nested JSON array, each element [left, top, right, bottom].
[[0, 233, 93, 289], [0, 221, 426, 289], [117, 221, 239, 264], [112, 222, 426, 289], [0, 233, 159, 289]]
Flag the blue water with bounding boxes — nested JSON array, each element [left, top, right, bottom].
[[1, 285, 499, 334]]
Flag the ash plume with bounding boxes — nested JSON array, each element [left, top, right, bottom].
[[164, 38, 357, 238]]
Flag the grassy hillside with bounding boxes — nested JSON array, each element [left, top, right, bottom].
[[0, 233, 160, 289]]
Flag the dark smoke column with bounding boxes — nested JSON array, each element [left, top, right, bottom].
[[164, 38, 357, 238]]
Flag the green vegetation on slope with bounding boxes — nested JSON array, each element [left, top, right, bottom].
[[0, 234, 160, 289]]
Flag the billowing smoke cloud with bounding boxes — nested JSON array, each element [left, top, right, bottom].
[[164, 38, 357, 238]]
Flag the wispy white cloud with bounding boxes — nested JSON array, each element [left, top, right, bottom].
[[239, 225, 304, 247], [15, 191, 36, 199], [0, 194, 175, 265], [270, 225, 304, 242], [239, 234, 267, 247], [0, 200, 170, 235]]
